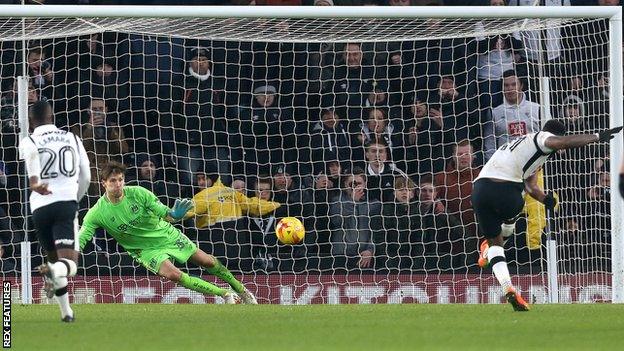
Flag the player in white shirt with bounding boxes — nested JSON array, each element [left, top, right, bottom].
[[19, 101, 90, 322], [472, 119, 622, 311]]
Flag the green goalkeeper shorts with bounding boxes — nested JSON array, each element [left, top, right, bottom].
[[129, 232, 198, 274]]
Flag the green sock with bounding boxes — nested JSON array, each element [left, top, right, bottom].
[[206, 259, 244, 294], [179, 272, 226, 297]]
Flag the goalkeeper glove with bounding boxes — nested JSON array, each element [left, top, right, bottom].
[[596, 126, 623, 142], [543, 192, 558, 212], [169, 198, 194, 221]]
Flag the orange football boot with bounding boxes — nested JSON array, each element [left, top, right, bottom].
[[478, 239, 490, 268], [505, 287, 530, 312]]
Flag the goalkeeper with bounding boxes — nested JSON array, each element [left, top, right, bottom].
[[79, 161, 257, 304]]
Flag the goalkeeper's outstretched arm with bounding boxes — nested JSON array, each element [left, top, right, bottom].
[[165, 198, 194, 223], [135, 186, 193, 223]]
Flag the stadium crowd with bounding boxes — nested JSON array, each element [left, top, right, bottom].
[[0, 0, 620, 274]]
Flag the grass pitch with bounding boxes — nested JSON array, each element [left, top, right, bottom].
[[11, 304, 624, 351]]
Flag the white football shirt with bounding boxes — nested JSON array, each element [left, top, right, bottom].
[[476, 131, 555, 183], [19, 124, 91, 211]]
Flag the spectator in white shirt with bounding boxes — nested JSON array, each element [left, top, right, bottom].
[[508, 0, 570, 64], [485, 70, 541, 159]]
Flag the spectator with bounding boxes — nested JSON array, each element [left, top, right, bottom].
[[129, 154, 180, 207], [309, 159, 342, 199], [415, 178, 464, 271], [271, 163, 314, 221], [508, 0, 570, 78], [427, 75, 479, 159], [408, 35, 471, 94], [402, 94, 444, 176], [587, 73, 609, 127], [72, 98, 129, 198], [563, 74, 590, 105], [559, 94, 588, 132], [61, 32, 130, 128], [471, 32, 523, 109], [133, 154, 158, 186], [169, 47, 230, 185], [310, 109, 351, 172], [363, 80, 390, 110], [582, 170, 611, 265], [434, 140, 481, 266], [249, 176, 280, 271], [231, 177, 247, 195], [240, 83, 296, 176], [86, 60, 130, 115], [78, 33, 105, 69], [305, 159, 343, 256], [329, 168, 382, 269], [356, 107, 402, 162], [363, 138, 405, 202], [486, 70, 540, 158], [1, 79, 43, 133], [26, 48, 59, 101], [326, 43, 377, 126], [380, 177, 424, 271]]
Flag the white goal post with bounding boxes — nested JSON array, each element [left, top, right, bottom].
[[0, 5, 621, 304]]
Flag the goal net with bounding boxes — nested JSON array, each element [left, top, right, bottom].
[[0, 6, 621, 304]]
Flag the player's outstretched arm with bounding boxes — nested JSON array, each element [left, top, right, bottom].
[[166, 198, 194, 223], [524, 172, 557, 211], [544, 126, 623, 151]]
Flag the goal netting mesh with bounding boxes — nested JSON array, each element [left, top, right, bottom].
[[0, 14, 614, 304]]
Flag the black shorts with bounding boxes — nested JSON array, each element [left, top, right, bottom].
[[32, 201, 79, 252], [471, 178, 525, 239]]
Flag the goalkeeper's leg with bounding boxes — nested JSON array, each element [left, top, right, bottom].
[[157, 259, 239, 303], [189, 249, 258, 304]]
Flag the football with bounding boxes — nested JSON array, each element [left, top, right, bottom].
[[275, 217, 305, 245]]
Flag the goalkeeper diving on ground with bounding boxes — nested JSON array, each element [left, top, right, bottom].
[[473, 119, 622, 312], [78, 161, 257, 305]]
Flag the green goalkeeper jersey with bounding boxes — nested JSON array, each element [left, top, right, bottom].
[[78, 186, 177, 251]]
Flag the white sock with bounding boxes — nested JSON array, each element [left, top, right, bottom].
[[501, 223, 514, 239], [53, 277, 73, 318], [50, 259, 77, 278], [487, 245, 513, 292], [53, 277, 68, 290], [501, 223, 515, 245]]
